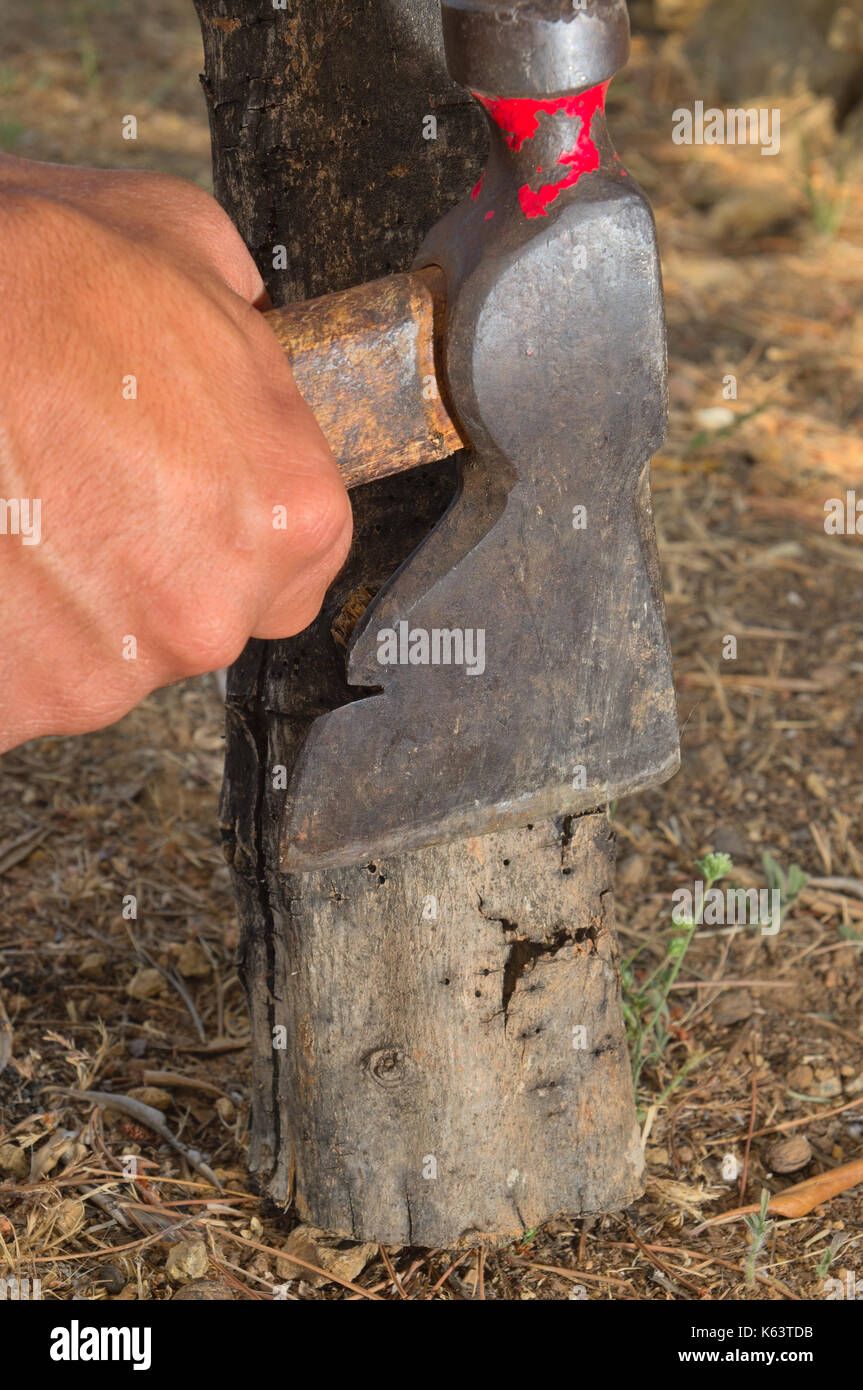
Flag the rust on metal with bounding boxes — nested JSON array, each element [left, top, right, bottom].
[[265, 266, 465, 489]]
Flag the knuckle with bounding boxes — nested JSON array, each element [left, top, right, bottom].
[[287, 471, 353, 563], [156, 587, 251, 679]]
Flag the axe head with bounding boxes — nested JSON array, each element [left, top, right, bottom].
[[280, 0, 679, 873]]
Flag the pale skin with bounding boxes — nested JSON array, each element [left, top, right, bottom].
[[0, 156, 353, 752]]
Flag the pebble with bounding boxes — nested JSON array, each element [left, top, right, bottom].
[[767, 1134, 812, 1173], [711, 990, 755, 1027], [694, 406, 736, 432], [127, 967, 163, 1000], [787, 1063, 814, 1090], [166, 1238, 209, 1285]]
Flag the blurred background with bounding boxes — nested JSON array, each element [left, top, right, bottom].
[[0, 0, 861, 1301]]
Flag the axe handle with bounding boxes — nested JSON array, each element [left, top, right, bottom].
[[264, 266, 465, 489]]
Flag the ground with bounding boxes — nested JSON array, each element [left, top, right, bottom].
[[0, 1, 861, 1300]]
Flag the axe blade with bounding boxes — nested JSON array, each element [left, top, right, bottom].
[[280, 0, 679, 873]]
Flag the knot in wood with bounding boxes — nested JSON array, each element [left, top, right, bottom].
[[364, 1047, 412, 1089]]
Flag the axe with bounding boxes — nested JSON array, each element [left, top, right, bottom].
[[259, 0, 679, 871]]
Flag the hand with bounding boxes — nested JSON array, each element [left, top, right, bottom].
[[0, 157, 352, 751]]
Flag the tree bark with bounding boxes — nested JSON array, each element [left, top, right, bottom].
[[195, 0, 644, 1245]]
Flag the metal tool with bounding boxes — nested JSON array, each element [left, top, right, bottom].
[[268, 0, 678, 871]]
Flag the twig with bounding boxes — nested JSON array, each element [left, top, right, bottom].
[[627, 1223, 708, 1298], [0, 989, 12, 1076], [142, 1070, 225, 1097], [506, 1255, 632, 1290], [808, 876, 863, 900], [703, 1093, 863, 1146], [378, 1244, 407, 1299], [739, 1047, 759, 1204], [49, 1089, 222, 1191], [425, 1250, 473, 1297]]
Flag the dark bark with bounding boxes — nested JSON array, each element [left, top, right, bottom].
[[195, 0, 643, 1244]]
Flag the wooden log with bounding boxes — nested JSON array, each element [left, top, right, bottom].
[[271, 813, 642, 1245], [195, 0, 643, 1245]]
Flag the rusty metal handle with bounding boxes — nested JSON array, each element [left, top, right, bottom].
[[263, 266, 464, 489]]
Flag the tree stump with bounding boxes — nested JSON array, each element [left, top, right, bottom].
[[195, 0, 644, 1245]]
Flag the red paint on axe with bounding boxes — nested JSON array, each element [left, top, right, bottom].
[[475, 81, 611, 218]]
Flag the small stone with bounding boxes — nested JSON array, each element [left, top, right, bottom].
[[694, 406, 736, 432], [787, 1063, 814, 1090], [78, 952, 106, 979], [276, 1226, 326, 1287], [171, 1279, 233, 1301], [805, 771, 829, 801], [276, 1225, 375, 1288], [809, 1076, 842, 1099], [0, 1144, 28, 1179], [165, 1238, 209, 1285], [97, 1265, 126, 1295], [54, 1199, 85, 1237], [843, 1072, 863, 1097], [127, 968, 163, 1000], [767, 1134, 812, 1174], [215, 1096, 235, 1123], [176, 940, 211, 979], [127, 1087, 172, 1112], [711, 990, 755, 1027]]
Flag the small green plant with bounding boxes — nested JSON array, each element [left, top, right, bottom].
[[622, 852, 730, 1113], [0, 119, 23, 150], [743, 1189, 772, 1289], [78, 36, 101, 92], [684, 404, 768, 458], [761, 851, 808, 928], [801, 138, 848, 239], [839, 922, 863, 944], [814, 1232, 855, 1282]]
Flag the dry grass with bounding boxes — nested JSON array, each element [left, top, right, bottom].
[[1, 6, 862, 1300]]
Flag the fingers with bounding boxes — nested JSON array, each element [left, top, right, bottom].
[[0, 171, 354, 748]]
